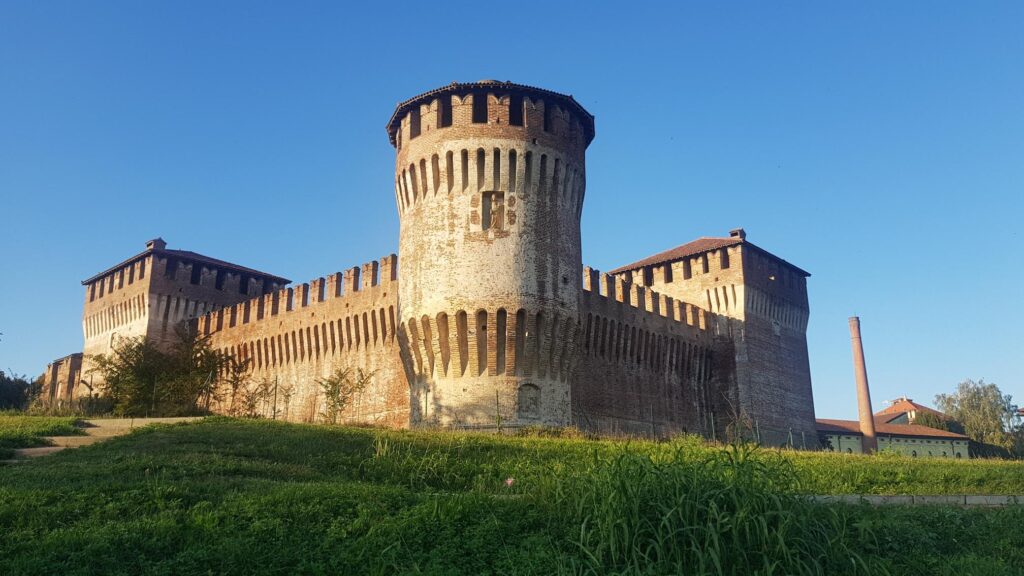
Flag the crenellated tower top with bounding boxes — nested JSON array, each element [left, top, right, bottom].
[[386, 80, 595, 154]]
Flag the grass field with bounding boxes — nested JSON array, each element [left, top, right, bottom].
[[0, 417, 1022, 575], [0, 414, 84, 458]]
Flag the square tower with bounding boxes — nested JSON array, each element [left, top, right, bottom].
[[78, 238, 290, 394], [611, 229, 816, 445]]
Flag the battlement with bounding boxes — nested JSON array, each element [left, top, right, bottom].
[[84, 257, 151, 303], [83, 240, 290, 303], [150, 253, 287, 299], [198, 254, 398, 338], [582, 266, 714, 332], [387, 81, 594, 152], [612, 243, 739, 289]]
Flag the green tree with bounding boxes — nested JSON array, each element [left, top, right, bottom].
[[935, 379, 1019, 454], [0, 370, 39, 410], [317, 367, 373, 425], [912, 410, 964, 434], [91, 326, 228, 416]]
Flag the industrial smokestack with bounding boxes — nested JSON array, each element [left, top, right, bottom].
[[848, 316, 877, 453]]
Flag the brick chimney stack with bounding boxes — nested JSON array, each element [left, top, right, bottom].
[[849, 316, 877, 453]]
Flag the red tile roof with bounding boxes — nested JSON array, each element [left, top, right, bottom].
[[875, 398, 948, 422], [816, 418, 968, 440], [608, 234, 810, 277]]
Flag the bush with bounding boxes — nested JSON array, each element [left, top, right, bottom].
[[0, 371, 40, 411], [91, 325, 226, 416]]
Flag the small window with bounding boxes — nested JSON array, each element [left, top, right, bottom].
[[543, 102, 553, 132], [509, 94, 524, 126], [482, 192, 505, 231], [409, 108, 421, 139], [438, 96, 452, 128], [911, 450, 917, 458], [472, 92, 488, 124]]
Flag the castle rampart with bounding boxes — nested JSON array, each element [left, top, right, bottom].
[[199, 255, 407, 426], [575, 267, 722, 436]]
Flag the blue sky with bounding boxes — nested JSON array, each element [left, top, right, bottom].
[[1, 2, 1021, 418]]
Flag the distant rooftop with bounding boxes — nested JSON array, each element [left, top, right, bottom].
[[81, 238, 291, 285], [816, 418, 968, 440], [875, 397, 949, 423]]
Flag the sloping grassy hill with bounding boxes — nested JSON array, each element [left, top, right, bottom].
[[0, 414, 83, 458], [1, 418, 1022, 575]]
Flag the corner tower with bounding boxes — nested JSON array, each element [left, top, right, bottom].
[[387, 80, 595, 428]]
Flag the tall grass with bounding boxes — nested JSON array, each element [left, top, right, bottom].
[[357, 430, 879, 574], [532, 443, 874, 575]]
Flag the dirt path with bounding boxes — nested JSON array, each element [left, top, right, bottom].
[[5, 417, 203, 461]]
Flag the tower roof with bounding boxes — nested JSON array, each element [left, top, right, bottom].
[[386, 80, 595, 147], [81, 240, 291, 285], [608, 230, 811, 277]]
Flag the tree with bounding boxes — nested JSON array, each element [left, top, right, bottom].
[[912, 411, 964, 434], [223, 357, 253, 416], [317, 367, 373, 425], [0, 370, 40, 410], [91, 325, 229, 416], [935, 379, 1020, 455]]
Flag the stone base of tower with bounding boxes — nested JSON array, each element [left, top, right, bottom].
[[410, 375, 570, 430], [398, 306, 578, 430]]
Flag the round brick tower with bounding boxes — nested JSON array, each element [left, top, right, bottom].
[[386, 80, 595, 428]]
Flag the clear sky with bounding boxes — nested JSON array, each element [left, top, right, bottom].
[[1, 2, 1021, 419]]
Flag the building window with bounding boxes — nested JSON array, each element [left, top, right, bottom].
[[438, 96, 452, 128], [472, 92, 488, 124], [409, 108, 421, 139], [509, 93, 524, 126]]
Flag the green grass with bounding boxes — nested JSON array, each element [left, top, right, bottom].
[[0, 414, 84, 458], [0, 418, 1022, 575]]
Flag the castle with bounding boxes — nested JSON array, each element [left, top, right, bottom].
[[42, 81, 817, 444]]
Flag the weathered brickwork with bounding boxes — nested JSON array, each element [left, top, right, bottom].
[[44, 80, 817, 442], [612, 230, 816, 444], [198, 257, 407, 426], [575, 268, 720, 437], [39, 353, 83, 403], [394, 83, 588, 428]]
